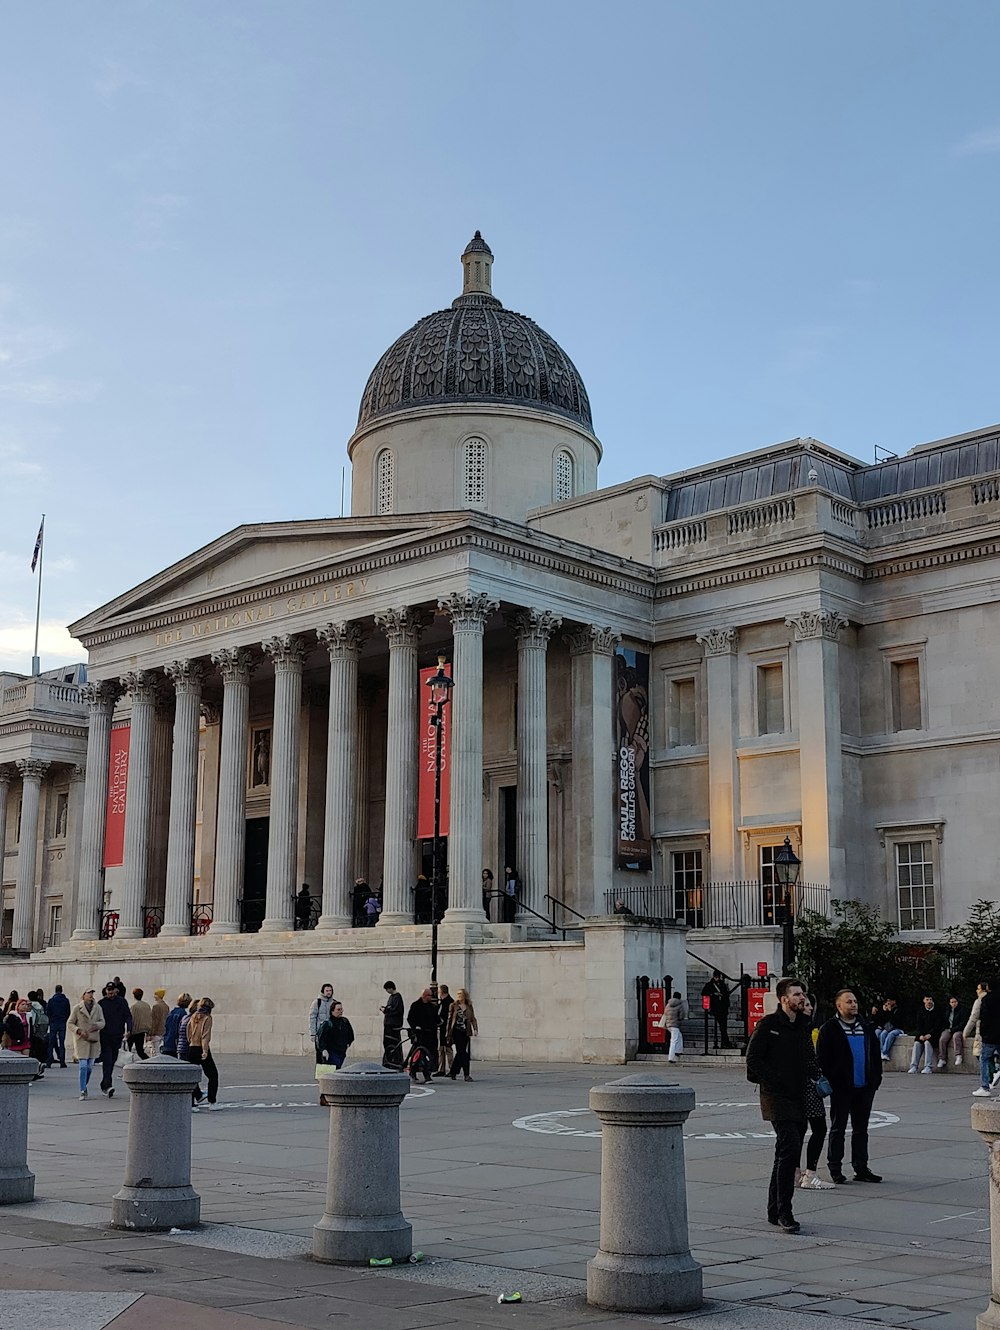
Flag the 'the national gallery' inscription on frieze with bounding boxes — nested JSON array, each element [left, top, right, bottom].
[[152, 578, 371, 648]]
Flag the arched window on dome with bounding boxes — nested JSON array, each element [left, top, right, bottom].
[[554, 449, 575, 502], [462, 436, 488, 507], [375, 449, 394, 515]]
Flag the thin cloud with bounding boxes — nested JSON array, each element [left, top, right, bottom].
[[0, 378, 102, 405], [93, 59, 145, 103], [0, 616, 85, 670], [955, 126, 1000, 156]]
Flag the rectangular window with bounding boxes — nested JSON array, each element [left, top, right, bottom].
[[757, 664, 784, 735], [759, 843, 789, 924], [896, 841, 935, 929], [672, 850, 703, 928], [668, 678, 697, 747], [891, 659, 922, 732], [47, 903, 62, 948]]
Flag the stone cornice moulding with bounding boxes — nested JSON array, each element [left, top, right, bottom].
[[877, 819, 945, 847], [346, 398, 603, 459], [0, 719, 88, 742]]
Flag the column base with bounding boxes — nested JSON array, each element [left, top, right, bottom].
[[442, 908, 487, 926], [259, 919, 293, 933], [208, 919, 240, 936], [587, 1251, 703, 1313], [111, 1186, 201, 1232], [71, 929, 99, 942], [0, 1168, 35, 1205], [978, 1303, 1000, 1330], [116, 927, 143, 940], [313, 1213, 412, 1265], [377, 913, 413, 928], [159, 925, 190, 938], [317, 915, 352, 931]]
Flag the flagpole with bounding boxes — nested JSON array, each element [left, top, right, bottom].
[[31, 514, 45, 677]]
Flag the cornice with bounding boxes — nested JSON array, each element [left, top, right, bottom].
[[864, 536, 1000, 581], [656, 549, 866, 600], [0, 719, 87, 741]]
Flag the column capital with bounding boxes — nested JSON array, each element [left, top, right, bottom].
[[565, 625, 621, 658], [785, 609, 849, 642], [200, 700, 222, 725], [262, 633, 308, 672], [212, 646, 254, 685], [120, 669, 158, 703], [0, 764, 13, 788], [317, 621, 368, 660], [510, 608, 562, 648], [375, 607, 427, 649], [696, 626, 739, 657], [81, 679, 122, 713], [15, 758, 49, 783], [165, 659, 209, 694], [71, 763, 87, 784], [439, 592, 499, 631]]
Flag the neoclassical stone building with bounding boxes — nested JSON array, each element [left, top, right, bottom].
[[2, 233, 998, 1057]]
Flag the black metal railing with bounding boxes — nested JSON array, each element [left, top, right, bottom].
[[606, 881, 830, 929], [190, 903, 213, 936], [100, 910, 119, 939], [237, 897, 264, 933], [293, 893, 321, 930], [143, 906, 164, 939], [544, 893, 586, 929]]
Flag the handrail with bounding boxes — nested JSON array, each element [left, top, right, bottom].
[[514, 896, 569, 942], [685, 948, 740, 988], [543, 893, 586, 923]]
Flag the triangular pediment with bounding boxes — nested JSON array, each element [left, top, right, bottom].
[[69, 515, 444, 638]]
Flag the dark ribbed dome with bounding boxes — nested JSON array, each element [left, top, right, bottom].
[[356, 234, 593, 432]]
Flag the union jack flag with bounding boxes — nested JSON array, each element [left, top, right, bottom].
[[30, 518, 43, 572]]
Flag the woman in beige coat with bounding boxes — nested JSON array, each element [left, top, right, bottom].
[[68, 988, 105, 1101]]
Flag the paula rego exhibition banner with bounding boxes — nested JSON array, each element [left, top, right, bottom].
[[615, 647, 652, 870], [103, 723, 130, 868], [417, 663, 452, 840]]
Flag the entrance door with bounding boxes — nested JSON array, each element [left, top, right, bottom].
[[500, 787, 517, 877], [242, 818, 269, 933]]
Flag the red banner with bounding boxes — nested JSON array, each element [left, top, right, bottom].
[[417, 665, 451, 840], [645, 987, 666, 1044], [104, 724, 130, 868], [747, 985, 768, 1035]]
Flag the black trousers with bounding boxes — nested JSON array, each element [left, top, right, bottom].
[[710, 1010, 732, 1047], [47, 1024, 67, 1066], [99, 1034, 120, 1090], [804, 1115, 827, 1171], [382, 1027, 403, 1069], [451, 1029, 472, 1078], [827, 1086, 876, 1173], [127, 1032, 148, 1059], [186, 1048, 218, 1103], [767, 1119, 806, 1222]]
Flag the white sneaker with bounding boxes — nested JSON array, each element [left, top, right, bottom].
[[936, 1059, 946, 1069], [799, 1171, 835, 1190], [908, 1066, 917, 1074], [881, 1054, 889, 1062], [79, 1091, 87, 1100], [921, 1066, 933, 1074], [955, 1056, 963, 1066], [208, 1102, 223, 1110], [974, 1087, 992, 1097], [991, 1070, 1000, 1090]]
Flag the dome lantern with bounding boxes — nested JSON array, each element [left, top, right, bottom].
[[460, 231, 495, 301]]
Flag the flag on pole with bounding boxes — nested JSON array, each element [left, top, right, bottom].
[[30, 518, 44, 572]]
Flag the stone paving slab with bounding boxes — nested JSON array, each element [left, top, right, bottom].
[[0, 1291, 140, 1330]]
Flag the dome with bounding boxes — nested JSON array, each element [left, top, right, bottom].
[[356, 233, 593, 433]]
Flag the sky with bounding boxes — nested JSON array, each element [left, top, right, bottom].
[[1, 2, 999, 675]]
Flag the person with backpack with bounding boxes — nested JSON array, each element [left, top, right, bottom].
[[308, 983, 336, 1051]]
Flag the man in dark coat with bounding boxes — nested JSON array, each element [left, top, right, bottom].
[[98, 982, 132, 1097], [746, 976, 811, 1234], [380, 981, 404, 1069], [702, 970, 733, 1049], [817, 987, 883, 1184], [45, 984, 71, 1068], [406, 988, 439, 1081]]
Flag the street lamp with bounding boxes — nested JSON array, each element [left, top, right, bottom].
[[425, 653, 453, 998], [774, 835, 802, 976]]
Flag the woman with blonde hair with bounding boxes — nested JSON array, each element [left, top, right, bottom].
[[186, 998, 219, 1109], [446, 989, 479, 1082]]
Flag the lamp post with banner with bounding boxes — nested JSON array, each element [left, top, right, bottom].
[[425, 654, 453, 998], [774, 835, 802, 976]]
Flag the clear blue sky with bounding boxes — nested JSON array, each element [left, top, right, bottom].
[[1, 2, 998, 672]]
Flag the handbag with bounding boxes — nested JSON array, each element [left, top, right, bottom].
[[815, 1075, 833, 1098]]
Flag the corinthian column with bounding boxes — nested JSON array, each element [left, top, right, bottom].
[[0, 767, 11, 900], [118, 671, 157, 938], [374, 608, 425, 925], [441, 592, 499, 922], [210, 647, 254, 934], [695, 626, 740, 880], [161, 660, 208, 936], [72, 681, 120, 939], [261, 634, 307, 931], [12, 759, 48, 952], [317, 622, 367, 929], [566, 625, 620, 917], [512, 608, 561, 923]]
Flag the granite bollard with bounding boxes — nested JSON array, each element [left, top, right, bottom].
[[0, 1052, 40, 1204], [972, 1100, 1000, 1329], [313, 1062, 412, 1264], [587, 1073, 702, 1313], [111, 1055, 203, 1231]]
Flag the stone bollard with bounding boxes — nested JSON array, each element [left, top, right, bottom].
[[313, 1062, 412, 1264], [111, 1055, 203, 1231], [972, 1101, 1000, 1329], [0, 1053, 40, 1204], [587, 1073, 702, 1313]]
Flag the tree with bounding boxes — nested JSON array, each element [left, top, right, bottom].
[[943, 899, 1000, 995]]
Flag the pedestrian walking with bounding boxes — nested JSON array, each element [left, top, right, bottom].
[[128, 988, 152, 1061], [816, 988, 883, 1183], [701, 970, 734, 1048], [27, 991, 48, 1074], [161, 992, 192, 1058], [664, 990, 688, 1062], [98, 982, 132, 1097], [46, 984, 71, 1068], [446, 988, 478, 1081], [745, 975, 811, 1234], [406, 989, 439, 1081], [149, 989, 169, 1056], [380, 981, 404, 1068], [315, 1001, 355, 1077], [798, 996, 834, 1191], [971, 978, 1000, 1097], [937, 995, 968, 1068], [68, 988, 104, 1101], [186, 998, 220, 1109], [435, 983, 455, 1076], [176, 998, 203, 1105]]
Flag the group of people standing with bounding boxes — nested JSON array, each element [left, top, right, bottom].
[[379, 980, 478, 1080], [873, 986, 1000, 1091]]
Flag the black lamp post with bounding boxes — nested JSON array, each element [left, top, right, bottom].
[[774, 835, 802, 976], [426, 653, 453, 999]]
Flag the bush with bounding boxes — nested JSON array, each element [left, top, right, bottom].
[[943, 900, 1000, 995]]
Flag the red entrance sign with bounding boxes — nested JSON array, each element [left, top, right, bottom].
[[747, 985, 768, 1034], [645, 987, 666, 1044], [417, 664, 452, 840], [757, 961, 768, 978], [103, 724, 130, 868]]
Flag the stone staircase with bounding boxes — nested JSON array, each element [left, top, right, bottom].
[[681, 965, 745, 1057]]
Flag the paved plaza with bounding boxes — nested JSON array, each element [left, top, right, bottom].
[[0, 1054, 991, 1329]]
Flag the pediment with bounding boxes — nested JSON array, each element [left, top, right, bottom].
[[70, 516, 440, 638]]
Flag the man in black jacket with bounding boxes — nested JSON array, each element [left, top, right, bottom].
[[702, 970, 733, 1048], [908, 995, 946, 1074], [746, 976, 811, 1234], [406, 989, 439, 1081], [98, 982, 132, 1097], [817, 988, 883, 1184], [45, 984, 71, 1068], [380, 981, 404, 1069]]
